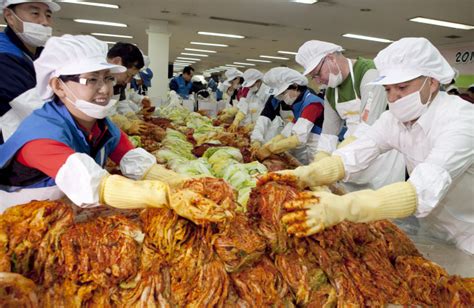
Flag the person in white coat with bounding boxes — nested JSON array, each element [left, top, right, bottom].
[[296, 40, 405, 190], [280, 37, 474, 254], [229, 68, 270, 131], [256, 67, 325, 165]]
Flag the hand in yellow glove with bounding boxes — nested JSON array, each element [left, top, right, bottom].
[[125, 111, 139, 120], [257, 135, 300, 161], [127, 120, 147, 135], [141, 97, 152, 108], [250, 141, 261, 153], [282, 182, 417, 237], [277, 156, 345, 189], [337, 135, 357, 149], [228, 111, 245, 132], [100, 175, 231, 224]]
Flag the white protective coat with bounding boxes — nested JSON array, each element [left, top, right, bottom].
[[333, 92, 474, 254], [318, 59, 405, 190]]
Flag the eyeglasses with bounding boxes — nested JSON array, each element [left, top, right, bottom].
[[77, 76, 117, 88], [310, 57, 326, 80]]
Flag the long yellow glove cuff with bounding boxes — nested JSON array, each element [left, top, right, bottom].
[[142, 164, 189, 187], [326, 182, 417, 225], [100, 175, 170, 209], [295, 156, 345, 188], [337, 135, 357, 149], [267, 135, 300, 154], [313, 151, 330, 162]]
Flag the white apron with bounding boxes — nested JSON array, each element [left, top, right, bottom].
[[335, 59, 404, 190]]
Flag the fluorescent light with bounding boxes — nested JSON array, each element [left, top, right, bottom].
[[103, 41, 117, 44], [0, 24, 6, 28], [198, 31, 245, 39], [278, 50, 297, 55], [190, 41, 229, 47], [226, 64, 246, 68], [74, 19, 127, 27], [291, 0, 318, 3], [260, 55, 290, 60], [177, 57, 201, 61], [246, 58, 272, 63], [184, 48, 216, 53], [59, 1, 119, 9], [92, 32, 133, 38], [234, 62, 256, 66], [181, 52, 209, 57], [409, 17, 474, 30], [342, 33, 393, 43], [175, 60, 196, 64]]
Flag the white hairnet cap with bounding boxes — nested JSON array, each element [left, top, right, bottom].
[[2, 0, 60, 11], [35, 34, 126, 100], [242, 68, 263, 88], [263, 67, 308, 96], [203, 72, 211, 78], [370, 37, 455, 85], [296, 40, 344, 76], [223, 68, 243, 85]]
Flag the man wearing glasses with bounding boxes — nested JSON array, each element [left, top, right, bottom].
[[296, 40, 404, 191], [0, 0, 60, 143], [107, 42, 146, 115]]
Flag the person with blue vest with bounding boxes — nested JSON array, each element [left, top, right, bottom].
[[169, 66, 194, 99], [131, 54, 153, 95], [0, 35, 225, 223], [256, 67, 324, 165], [0, 0, 60, 143]]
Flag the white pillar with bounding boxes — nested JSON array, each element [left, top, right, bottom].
[[146, 20, 170, 102]]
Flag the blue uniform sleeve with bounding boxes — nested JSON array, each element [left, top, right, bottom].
[[0, 53, 36, 116]]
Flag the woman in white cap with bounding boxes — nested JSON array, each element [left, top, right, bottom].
[[229, 68, 270, 131], [0, 35, 224, 222], [0, 0, 60, 143], [279, 37, 473, 254], [216, 68, 245, 122], [256, 67, 325, 165], [296, 40, 405, 191]]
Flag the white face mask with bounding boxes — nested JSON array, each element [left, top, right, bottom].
[[283, 92, 297, 106], [12, 11, 52, 47], [388, 77, 432, 123], [62, 81, 117, 119], [327, 60, 343, 88]]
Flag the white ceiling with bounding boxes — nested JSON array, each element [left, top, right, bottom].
[[48, 0, 474, 73]]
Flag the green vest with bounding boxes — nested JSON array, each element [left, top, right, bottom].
[[325, 57, 376, 110]]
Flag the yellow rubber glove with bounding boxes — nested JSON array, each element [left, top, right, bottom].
[[279, 156, 345, 189], [282, 182, 417, 237], [250, 141, 261, 153], [100, 175, 230, 223], [229, 111, 245, 132], [127, 120, 147, 135], [256, 134, 287, 160], [143, 164, 190, 188], [337, 135, 357, 149], [267, 135, 300, 154]]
